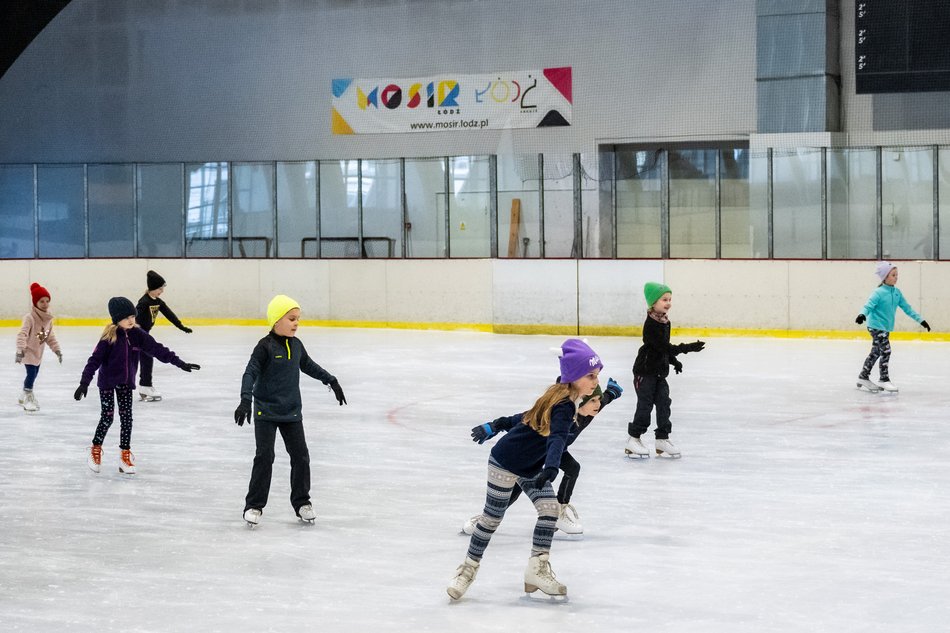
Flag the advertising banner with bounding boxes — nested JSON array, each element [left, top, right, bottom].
[[331, 67, 571, 134]]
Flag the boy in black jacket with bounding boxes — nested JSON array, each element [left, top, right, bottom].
[[625, 282, 704, 459], [135, 270, 192, 401], [234, 294, 346, 526]]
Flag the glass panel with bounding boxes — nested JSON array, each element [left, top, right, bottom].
[[137, 164, 183, 257], [277, 161, 317, 258], [0, 165, 35, 259], [361, 159, 401, 258], [185, 162, 229, 258], [580, 152, 612, 258], [827, 149, 877, 259], [616, 150, 662, 257], [88, 164, 134, 257], [882, 147, 934, 259], [669, 149, 716, 258], [497, 154, 540, 258], [543, 154, 576, 258], [721, 149, 759, 258], [404, 158, 445, 258], [449, 155, 490, 257], [940, 148, 950, 260], [772, 148, 822, 258], [319, 160, 360, 258], [232, 163, 274, 258], [37, 165, 84, 258]]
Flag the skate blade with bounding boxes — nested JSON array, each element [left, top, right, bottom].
[[298, 518, 315, 526], [855, 383, 882, 393], [244, 521, 258, 529], [624, 450, 649, 460], [139, 396, 162, 402], [522, 588, 569, 604], [655, 450, 681, 459]]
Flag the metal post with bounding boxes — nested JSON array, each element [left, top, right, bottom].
[[400, 158, 407, 258], [444, 157, 451, 258], [32, 164, 39, 258], [182, 163, 189, 258], [875, 147, 883, 259], [132, 164, 139, 258], [83, 164, 89, 257], [538, 154, 545, 258], [611, 148, 618, 258], [660, 149, 669, 259], [715, 151, 722, 259], [573, 153, 583, 258], [933, 145, 940, 261], [315, 161, 322, 258], [489, 154, 498, 258], [357, 159, 364, 258], [767, 148, 774, 258], [272, 162, 278, 258], [820, 147, 827, 259]]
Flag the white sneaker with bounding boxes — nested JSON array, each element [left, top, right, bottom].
[[524, 553, 567, 597], [624, 435, 649, 459], [138, 385, 162, 402], [446, 557, 480, 600], [655, 438, 681, 458], [555, 504, 583, 536], [878, 380, 899, 392], [22, 391, 39, 412], [297, 504, 315, 522], [461, 514, 480, 535], [856, 378, 881, 392], [244, 508, 262, 526]]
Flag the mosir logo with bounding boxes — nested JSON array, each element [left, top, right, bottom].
[[353, 81, 460, 110]]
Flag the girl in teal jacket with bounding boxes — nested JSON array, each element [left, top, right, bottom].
[[855, 262, 930, 393]]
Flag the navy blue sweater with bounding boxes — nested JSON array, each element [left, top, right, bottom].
[[489, 399, 577, 477]]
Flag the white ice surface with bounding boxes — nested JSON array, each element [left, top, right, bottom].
[[1, 326, 948, 633]]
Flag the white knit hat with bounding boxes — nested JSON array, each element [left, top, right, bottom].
[[875, 261, 896, 282]]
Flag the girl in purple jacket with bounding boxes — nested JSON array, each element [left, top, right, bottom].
[[75, 297, 200, 474]]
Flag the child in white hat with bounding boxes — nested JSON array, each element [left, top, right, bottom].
[[854, 262, 930, 393]]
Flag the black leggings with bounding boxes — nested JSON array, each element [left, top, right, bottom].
[[92, 385, 135, 450]]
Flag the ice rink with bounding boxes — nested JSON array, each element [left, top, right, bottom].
[[1, 325, 948, 633]]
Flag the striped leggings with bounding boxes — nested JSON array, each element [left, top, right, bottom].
[[466, 456, 560, 562], [859, 328, 891, 382]]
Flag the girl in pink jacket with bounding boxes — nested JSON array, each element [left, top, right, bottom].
[[15, 282, 62, 413]]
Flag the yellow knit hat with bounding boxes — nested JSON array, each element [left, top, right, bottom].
[[266, 295, 300, 329]]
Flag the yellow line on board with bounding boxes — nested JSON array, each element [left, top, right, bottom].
[[0, 319, 944, 340]]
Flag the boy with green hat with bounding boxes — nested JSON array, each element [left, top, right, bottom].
[[625, 282, 705, 459]]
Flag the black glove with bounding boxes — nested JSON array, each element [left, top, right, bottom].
[[855, 314, 866, 325], [181, 326, 193, 334], [15, 351, 24, 364], [921, 320, 931, 332], [671, 358, 683, 374], [329, 379, 346, 405], [234, 399, 252, 426], [55, 351, 63, 364], [470, 421, 499, 444], [682, 340, 705, 353], [604, 377, 623, 401], [180, 363, 200, 372], [533, 466, 559, 488], [74, 384, 88, 401]]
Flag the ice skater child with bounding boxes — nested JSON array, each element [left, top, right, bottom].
[[75, 297, 200, 474], [855, 261, 930, 393], [624, 282, 705, 459], [463, 378, 623, 538], [446, 338, 602, 602], [136, 270, 193, 402], [234, 295, 347, 527], [15, 282, 63, 413]]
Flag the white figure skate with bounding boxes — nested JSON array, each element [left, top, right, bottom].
[[624, 435, 650, 459], [297, 504, 315, 524], [244, 508, 262, 527], [138, 385, 162, 402], [554, 504, 583, 539], [877, 380, 899, 393], [460, 514, 480, 536], [87, 445, 102, 473], [22, 390, 40, 412], [118, 450, 136, 474], [446, 557, 480, 600], [655, 438, 681, 458], [856, 378, 882, 393], [524, 553, 567, 602]]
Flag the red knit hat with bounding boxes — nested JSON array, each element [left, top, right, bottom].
[[30, 282, 50, 306]]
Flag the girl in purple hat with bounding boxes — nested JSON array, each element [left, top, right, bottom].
[[446, 338, 602, 603]]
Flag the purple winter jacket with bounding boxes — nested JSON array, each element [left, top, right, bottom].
[[80, 326, 185, 390]]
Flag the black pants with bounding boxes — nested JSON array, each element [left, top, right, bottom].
[[244, 419, 311, 514], [508, 450, 580, 506], [139, 352, 154, 387], [629, 374, 672, 440]]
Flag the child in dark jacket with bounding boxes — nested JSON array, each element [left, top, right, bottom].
[[135, 270, 193, 402], [75, 297, 200, 474], [624, 282, 704, 459], [464, 378, 623, 538], [447, 339, 602, 603], [234, 294, 346, 527]]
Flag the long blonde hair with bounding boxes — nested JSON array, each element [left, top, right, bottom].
[[100, 323, 118, 343], [522, 383, 577, 437]]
